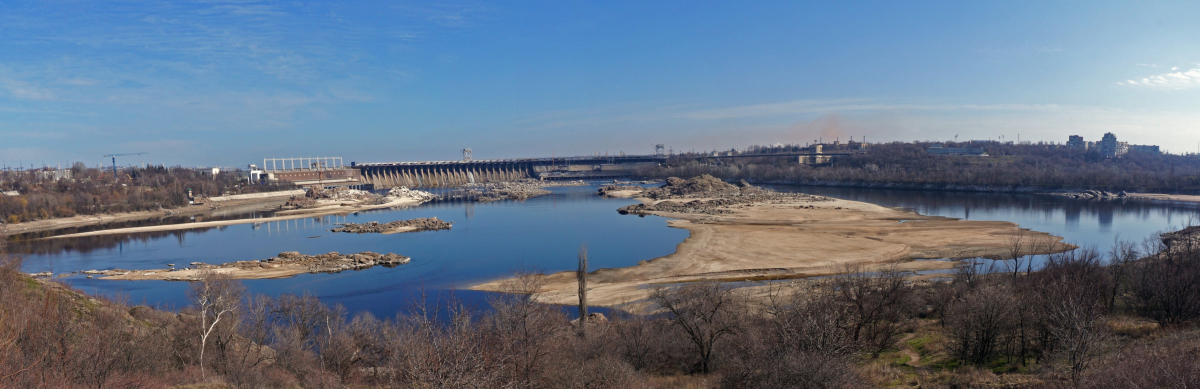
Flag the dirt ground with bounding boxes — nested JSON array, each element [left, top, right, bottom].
[[471, 195, 1072, 309]]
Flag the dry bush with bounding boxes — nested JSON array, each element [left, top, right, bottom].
[[834, 267, 917, 354], [650, 281, 746, 374], [488, 271, 569, 387], [603, 308, 692, 374], [720, 283, 861, 388], [1033, 248, 1111, 383], [1127, 237, 1200, 327], [943, 284, 1018, 365], [1083, 332, 1200, 388], [386, 295, 502, 388]]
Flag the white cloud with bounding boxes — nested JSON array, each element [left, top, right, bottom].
[[1122, 66, 1200, 89]]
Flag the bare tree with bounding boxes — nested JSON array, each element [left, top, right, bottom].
[[1004, 227, 1029, 282], [944, 284, 1017, 365], [489, 270, 566, 386], [577, 243, 588, 337], [1106, 238, 1140, 310], [649, 281, 743, 373], [834, 266, 913, 353], [1127, 233, 1200, 327], [187, 270, 246, 380]]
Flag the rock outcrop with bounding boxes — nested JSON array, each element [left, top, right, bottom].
[[330, 217, 453, 234]]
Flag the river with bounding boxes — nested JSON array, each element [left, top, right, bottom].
[[11, 183, 1200, 318]]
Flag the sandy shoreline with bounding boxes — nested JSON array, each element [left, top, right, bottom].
[[38, 197, 424, 240], [1128, 193, 1200, 203], [2, 196, 292, 236], [472, 190, 1072, 308]]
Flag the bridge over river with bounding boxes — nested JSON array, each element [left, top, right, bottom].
[[354, 155, 667, 188]]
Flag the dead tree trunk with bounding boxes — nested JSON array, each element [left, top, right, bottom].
[[577, 243, 588, 336]]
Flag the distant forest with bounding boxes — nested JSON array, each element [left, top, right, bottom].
[[636, 142, 1200, 194], [0, 164, 293, 224]]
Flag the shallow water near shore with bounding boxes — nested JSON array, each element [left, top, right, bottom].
[[771, 185, 1200, 269], [12, 183, 1200, 318]]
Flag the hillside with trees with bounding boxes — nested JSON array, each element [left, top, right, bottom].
[[0, 164, 293, 224], [637, 142, 1200, 194]]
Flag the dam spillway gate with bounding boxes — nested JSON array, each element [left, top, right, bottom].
[[355, 155, 666, 188]]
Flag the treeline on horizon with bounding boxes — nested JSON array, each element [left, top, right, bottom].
[[637, 142, 1200, 194], [3, 228, 1200, 388], [0, 163, 293, 224]]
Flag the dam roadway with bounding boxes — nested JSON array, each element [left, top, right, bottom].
[[354, 155, 666, 188]]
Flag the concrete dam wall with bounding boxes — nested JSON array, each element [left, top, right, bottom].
[[358, 161, 531, 188], [355, 155, 667, 189]]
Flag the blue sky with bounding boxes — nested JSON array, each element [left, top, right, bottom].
[[2, 1, 1199, 167]]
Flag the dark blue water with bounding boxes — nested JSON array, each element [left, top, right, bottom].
[[13, 183, 1200, 318], [14, 185, 687, 318]]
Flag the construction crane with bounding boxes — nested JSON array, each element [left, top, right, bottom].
[[101, 152, 148, 179]]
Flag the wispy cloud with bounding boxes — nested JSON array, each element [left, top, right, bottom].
[[1122, 66, 1200, 89]]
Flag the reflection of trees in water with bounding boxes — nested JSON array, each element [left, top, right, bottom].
[[775, 185, 1200, 229], [8, 208, 278, 241], [10, 214, 348, 256], [11, 228, 218, 255]]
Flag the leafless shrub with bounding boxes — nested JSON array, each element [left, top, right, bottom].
[[944, 284, 1018, 365], [489, 270, 568, 387], [186, 270, 246, 380], [1083, 332, 1200, 388], [1034, 248, 1111, 383], [610, 310, 680, 373], [388, 293, 502, 388], [721, 283, 861, 388], [1106, 238, 1140, 310], [1126, 236, 1200, 326], [649, 281, 745, 374], [834, 266, 916, 354]]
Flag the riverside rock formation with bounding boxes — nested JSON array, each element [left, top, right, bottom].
[[617, 175, 833, 216], [597, 184, 644, 196], [445, 180, 586, 202], [330, 217, 453, 234]]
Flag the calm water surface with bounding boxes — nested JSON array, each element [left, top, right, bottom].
[[13, 183, 1200, 317], [15, 185, 686, 318], [774, 185, 1200, 251]]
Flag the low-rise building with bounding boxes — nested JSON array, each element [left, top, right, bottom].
[[1127, 144, 1161, 154], [928, 145, 988, 156]]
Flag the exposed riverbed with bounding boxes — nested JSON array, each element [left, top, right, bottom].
[[10, 182, 1200, 318]]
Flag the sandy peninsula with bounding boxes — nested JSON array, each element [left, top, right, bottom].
[[472, 175, 1073, 308], [37, 188, 439, 240]]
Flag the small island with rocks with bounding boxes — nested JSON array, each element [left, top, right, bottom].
[[93, 251, 412, 281], [330, 217, 453, 234]]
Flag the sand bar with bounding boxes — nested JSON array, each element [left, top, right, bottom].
[[473, 181, 1072, 308], [1128, 193, 1200, 203]]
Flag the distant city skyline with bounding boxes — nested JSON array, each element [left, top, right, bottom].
[[2, 1, 1199, 167]]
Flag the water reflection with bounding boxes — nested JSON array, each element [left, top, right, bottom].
[[773, 185, 1200, 252], [14, 185, 689, 319]]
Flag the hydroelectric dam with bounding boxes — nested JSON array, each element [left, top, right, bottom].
[[353, 154, 667, 188]]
